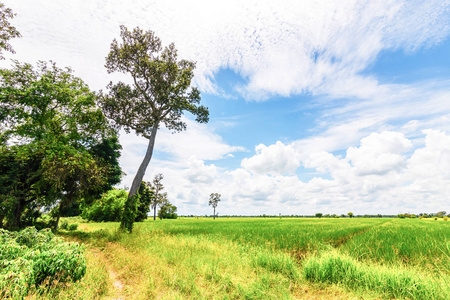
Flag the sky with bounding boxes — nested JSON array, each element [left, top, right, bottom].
[[2, 0, 450, 216]]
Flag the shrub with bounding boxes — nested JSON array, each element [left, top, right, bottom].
[[60, 220, 69, 230], [0, 227, 86, 298], [68, 223, 78, 231], [81, 189, 128, 222], [444, 217, 448, 221]]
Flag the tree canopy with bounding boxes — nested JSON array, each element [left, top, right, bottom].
[[101, 25, 209, 231], [0, 61, 121, 229], [209, 193, 221, 220]]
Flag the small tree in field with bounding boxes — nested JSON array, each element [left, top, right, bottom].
[[315, 213, 323, 218], [150, 173, 166, 220], [209, 193, 220, 220], [101, 25, 209, 232], [347, 212, 354, 218]]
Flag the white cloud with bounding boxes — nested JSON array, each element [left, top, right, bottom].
[[184, 157, 218, 184], [241, 141, 300, 174], [3, 0, 449, 100], [346, 131, 412, 176]]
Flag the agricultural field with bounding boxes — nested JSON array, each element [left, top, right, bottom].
[[23, 218, 450, 299]]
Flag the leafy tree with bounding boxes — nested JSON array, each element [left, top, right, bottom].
[[315, 213, 323, 218], [347, 212, 354, 218], [100, 25, 209, 232], [158, 199, 177, 219], [209, 193, 221, 220], [135, 181, 154, 222], [0, 3, 21, 59], [149, 173, 167, 221], [436, 211, 446, 218], [0, 61, 119, 229]]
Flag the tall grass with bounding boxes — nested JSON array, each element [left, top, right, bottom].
[[341, 219, 450, 274], [303, 249, 450, 299]]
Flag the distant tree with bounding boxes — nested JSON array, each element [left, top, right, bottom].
[[347, 212, 354, 218], [100, 25, 209, 232], [209, 193, 221, 220], [0, 3, 21, 59], [315, 213, 323, 218], [436, 211, 446, 218], [158, 199, 177, 219], [148, 173, 167, 221]]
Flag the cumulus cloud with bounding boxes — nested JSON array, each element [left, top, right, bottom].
[[346, 131, 412, 175], [173, 130, 450, 215], [184, 157, 218, 184], [241, 141, 300, 174]]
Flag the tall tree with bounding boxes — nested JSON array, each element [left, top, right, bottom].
[[209, 193, 221, 220], [0, 3, 21, 59], [101, 25, 209, 231], [0, 60, 119, 229]]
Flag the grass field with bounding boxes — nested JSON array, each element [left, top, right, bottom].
[[28, 217, 450, 299]]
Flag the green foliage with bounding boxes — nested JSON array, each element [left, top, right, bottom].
[[315, 213, 323, 218], [120, 194, 138, 232], [81, 189, 127, 222], [0, 3, 21, 59], [68, 223, 78, 231], [135, 181, 154, 222], [0, 60, 121, 230], [102, 25, 209, 138], [158, 201, 178, 219], [60, 220, 68, 230], [0, 227, 86, 298]]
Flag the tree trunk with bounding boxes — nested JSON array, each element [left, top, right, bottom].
[[129, 125, 158, 199], [121, 124, 158, 231], [213, 207, 215, 220], [153, 203, 156, 220]]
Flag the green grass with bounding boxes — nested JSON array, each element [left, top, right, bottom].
[[21, 217, 450, 299], [341, 219, 450, 274], [303, 249, 449, 299]]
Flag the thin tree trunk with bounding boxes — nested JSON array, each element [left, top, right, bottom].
[[128, 125, 158, 199], [153, 203, 156, 220], [121, 125, 158, 231], [213, 207, 215, 220]]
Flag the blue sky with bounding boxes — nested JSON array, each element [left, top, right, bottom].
[[2, 0, 450, 216]]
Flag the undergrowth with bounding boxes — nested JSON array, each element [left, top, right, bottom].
[[0, 227, 86, 298]]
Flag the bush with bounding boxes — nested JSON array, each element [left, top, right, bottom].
[[0, 227, 86, 298], [68, 223, 78, 231], [81, 189, 128, 222], [60, 220, 69, 230]]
